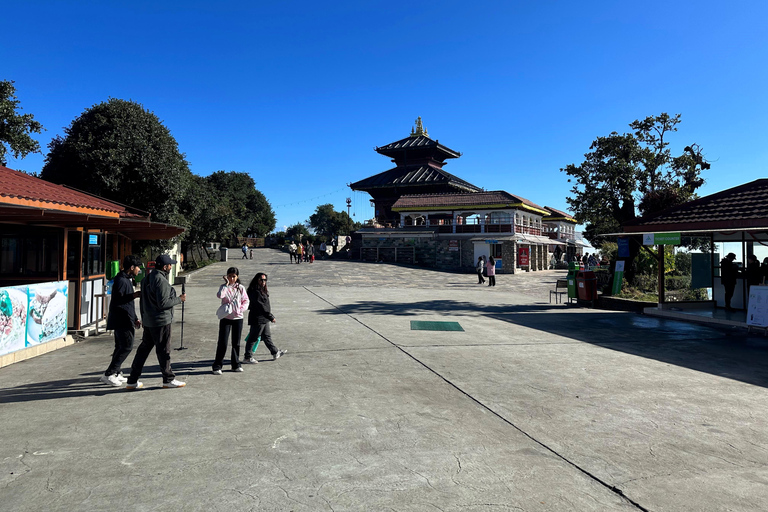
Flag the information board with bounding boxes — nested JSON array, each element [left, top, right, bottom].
[[747, 285, 768, 327]]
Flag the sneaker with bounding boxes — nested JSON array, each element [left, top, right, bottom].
[[125, 381, 144, 390], [100, 374, 121, 387], [233, 367, 244, 372], [243, 358, 258, 364], [212, 369, 223, 375], [163, 379, 186, 388], [273, 349, 287, 360], [115, 373, 128, 383]]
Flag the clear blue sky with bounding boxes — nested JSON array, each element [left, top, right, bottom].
[[4, 1, 767, 232]]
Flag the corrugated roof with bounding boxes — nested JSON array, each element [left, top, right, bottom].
[[543, 206, 577, 222], [0, 165, 142, 217], [624, 179, 768, 232], [375, 135, 461, 159], [391, 191, 547, 214], [350, 164, 481, 192]]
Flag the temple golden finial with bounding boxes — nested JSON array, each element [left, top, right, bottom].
[[410, 116, 429, 138]]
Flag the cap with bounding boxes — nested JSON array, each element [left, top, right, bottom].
[[155, 254, 177, 266], [727, 253, 737, 259]]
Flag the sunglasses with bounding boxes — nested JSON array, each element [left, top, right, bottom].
[[259, 278, 267, 281]]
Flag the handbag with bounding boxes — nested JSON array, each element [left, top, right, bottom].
[[216, 287, 240, 320]]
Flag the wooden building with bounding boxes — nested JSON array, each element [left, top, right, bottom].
[[0, 165, 184, 330]]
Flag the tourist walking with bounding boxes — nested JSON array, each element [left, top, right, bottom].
[[308, 243, 315, 263], [100, 255, 142, 387], [320, 241, 327, 259], [212, 267, 250, 375], [126, 254, 187, 389], [487, 256, 496, 287], [476, 256, 485, 284], [296, 242, 303, 264], [289, 241, 297, 263], [241, 243, 248, 259], [243, 272, 286, 363]]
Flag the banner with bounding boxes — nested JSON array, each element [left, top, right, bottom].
[[518, 247, 530, 266], [612, 261, 625, 295], [0, 281, 69, 358]]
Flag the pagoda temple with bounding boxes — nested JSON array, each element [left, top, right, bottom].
[[350, 117, 481, 226]]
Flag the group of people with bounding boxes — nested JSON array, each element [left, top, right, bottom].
[[475, 255, 497, 287], [288, 241, 316, 263], [213, 267, 286, 374], [241, 244, 254, 260], [720, 252, 768, 310], [100, 254, 187, 389], [101, 255, 286, 389]]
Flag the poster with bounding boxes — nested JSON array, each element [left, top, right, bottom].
[[0, 281, 69, 357], [518, 247, 530, 266], [747, 285, 768, 328]]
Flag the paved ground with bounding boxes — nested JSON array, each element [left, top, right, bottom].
[[2, 248, 768, 511]]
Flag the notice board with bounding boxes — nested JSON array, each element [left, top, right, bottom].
[[747, 285, 768, 327]]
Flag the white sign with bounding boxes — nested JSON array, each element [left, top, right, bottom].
[[643, 233, 654, 246], [747, 285, 768, 327]]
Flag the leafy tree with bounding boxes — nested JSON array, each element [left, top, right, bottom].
[[562, 113, 709, 281], [178, 175, 234, 263], [205, 171, 275, 239], [308, 203, 361, 236], [0, 80, 44, 166], [285, 223, 310, 240], [41, 98, 191, 229]]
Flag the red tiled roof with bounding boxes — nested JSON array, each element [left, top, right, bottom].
[[543, 206, 576, 222], [0, 165, 142, 218], [392, 191, 547, 213]]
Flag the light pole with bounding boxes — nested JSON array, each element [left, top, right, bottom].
[[346, 197, 352, 234]]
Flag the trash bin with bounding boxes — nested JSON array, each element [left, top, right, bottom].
[[107, 260, 120, 280], [576, 270, 598, 303], [220, 247, 228, 262], [566, 262, 579, 301]]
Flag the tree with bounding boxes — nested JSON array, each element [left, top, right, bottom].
[[178, 175, 234, 263], [0, 80, 44, 166], [285, 223, 310, 240], [206, 171, 275, 239], [41, 98, 191, 228], [562, 113, 709, 282], [308, 203, 362, 236]]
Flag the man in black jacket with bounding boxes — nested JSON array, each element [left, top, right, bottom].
[[100, 255, 142, 387], [721, 252, 739, 311]]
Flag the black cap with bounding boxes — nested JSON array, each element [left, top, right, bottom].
[[155, 254, 177, 266]]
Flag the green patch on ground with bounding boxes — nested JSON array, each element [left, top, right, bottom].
[[410, 321, 464, 332]]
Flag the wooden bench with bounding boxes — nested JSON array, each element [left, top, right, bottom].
[[550, 279, 568, 304]]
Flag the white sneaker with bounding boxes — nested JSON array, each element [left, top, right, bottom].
[[100, 374, 121, 387], [273, 349, 286, 360], [115, 374, 128, 383], [243, 357, 258, 364], [163, 379, 186, 388], [233, 367, 244, 372], [125, 381, 143, 390], [212, 369, 223, 375]]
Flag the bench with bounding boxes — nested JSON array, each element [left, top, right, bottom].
[[550, 279, 568, 304]]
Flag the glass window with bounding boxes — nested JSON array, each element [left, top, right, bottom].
[[1, 237, 20, 274]]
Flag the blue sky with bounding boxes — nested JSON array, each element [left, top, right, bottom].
[[4, 1, 767, 232]]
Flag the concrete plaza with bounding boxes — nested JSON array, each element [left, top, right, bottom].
[[2, 248, 768, 511]]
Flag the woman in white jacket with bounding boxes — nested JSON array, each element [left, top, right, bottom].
[[212, 267, 250, 375]]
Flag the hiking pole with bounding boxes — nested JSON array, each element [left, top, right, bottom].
[[176, 277, 188, 351]]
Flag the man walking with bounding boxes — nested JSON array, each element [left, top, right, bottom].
[[100, 255, 142, 386], [126, 254, 187, 389]]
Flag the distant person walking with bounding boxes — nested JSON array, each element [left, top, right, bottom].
[[296, 242, 303, 264], [487, 256, 496, 287], [289, 241, 297, 263], [720, 252, 739, 311], [100, 255, 142, 387], [243, 272, 287, 363], [126, 254, 187, 389], [241, 243, 248, 259], [476, 256, 486, 284], [212, 267, 250, 375], [320, 241, 327, 259]]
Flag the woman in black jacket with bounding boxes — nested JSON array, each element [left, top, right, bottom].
[[243, 272, 287, 363]]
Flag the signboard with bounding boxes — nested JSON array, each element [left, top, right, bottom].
[[448, 240, 459, 252], [617, 237, 630, 258], [747, 285, 768, 327], [643, 233, 681, 245], [612, 260, 625, 295], [0, 281, 69, 358], [486, 240, 498, 244], [518, 247, 529, 266], [89, 234, 99, 245]]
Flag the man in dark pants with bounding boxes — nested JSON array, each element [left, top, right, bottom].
[[126, 254, 187, 389], [100, 255, 142, 387], [721, 252, 739, 311]]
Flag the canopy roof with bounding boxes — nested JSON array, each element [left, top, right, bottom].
[[375, 135, 461, 161], [543, 206, 577, 223], [623, 178, 768, 233], [0, 165, 185, 240], [350, 163, 481, 193]]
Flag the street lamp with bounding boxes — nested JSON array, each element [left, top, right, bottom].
[[346, 197, 352, 234]]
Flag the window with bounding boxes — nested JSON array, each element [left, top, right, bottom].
[[82, 232, 105, 277]]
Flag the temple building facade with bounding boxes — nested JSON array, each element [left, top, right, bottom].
[[350, 119, 583, 273]]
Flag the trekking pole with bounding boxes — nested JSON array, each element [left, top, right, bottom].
[[176, 279, 188, 351]]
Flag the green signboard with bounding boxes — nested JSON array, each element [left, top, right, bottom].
[[643, 233, 681, 245]]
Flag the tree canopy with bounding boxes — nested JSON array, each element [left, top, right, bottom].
[[0, 80, 44, 166], [561, 113, 708, 246], [205, 171, 275, 238], [308, 203, 361, 236], [41, 98, 191, 225]]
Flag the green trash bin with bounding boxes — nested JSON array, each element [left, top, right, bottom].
[[566, 262, 579, 301], [107, 260, 120, 280]]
